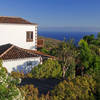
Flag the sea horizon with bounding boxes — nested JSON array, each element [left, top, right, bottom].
[[38, 31, 98, 44]]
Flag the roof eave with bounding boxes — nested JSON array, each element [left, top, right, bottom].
[[0, 23, 38, 26]]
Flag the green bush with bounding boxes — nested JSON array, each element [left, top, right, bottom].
[[11, 71, 25, 78], [0, 60, 23, 100], [31, 59, 62, 78], [38, 48, 50, 54], [51, 75, 96, 100], [97, 32, 100, 40], [20, 85, 39, 100]]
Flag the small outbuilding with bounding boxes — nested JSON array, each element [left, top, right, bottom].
[[0, 44, 42, 73]]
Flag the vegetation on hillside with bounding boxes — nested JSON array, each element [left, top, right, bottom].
[[51, 75, 96, 100], [0, 33, 100, 100], [0, 61, 23, 100], [38, 36, 61, 55], [31, 59, 62, 78]]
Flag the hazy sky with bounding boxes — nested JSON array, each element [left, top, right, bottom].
[[0, 0, 100, 31]]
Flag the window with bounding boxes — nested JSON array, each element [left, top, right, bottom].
[[26, 31, 33, 42]]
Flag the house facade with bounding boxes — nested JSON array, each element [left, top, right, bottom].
[[0, 16, 37, 50], [0, 16, 54, 74]]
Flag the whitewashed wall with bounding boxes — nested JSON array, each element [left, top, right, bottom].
[[0, 23, 37, 50], [2, 57, 41, 74]]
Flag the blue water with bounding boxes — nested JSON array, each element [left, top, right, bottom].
[[38, 31, 98, 44]]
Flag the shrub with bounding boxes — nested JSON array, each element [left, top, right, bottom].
[[0, 61, 23, 100], [51, 75, 96, 100], [31, 59, 62, 78], [20, 85, 39, 100], [11, 71, 25, 78]]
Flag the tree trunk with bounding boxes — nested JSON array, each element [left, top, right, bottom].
[[63, 66, 68, 78]]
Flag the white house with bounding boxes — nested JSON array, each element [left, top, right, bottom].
[[0, 16, 38, 50], [0, 16, 53, 73]]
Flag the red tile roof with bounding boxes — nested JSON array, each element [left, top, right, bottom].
[[0, 16, 37, 25], [0, 44, 12, 55], [0, 44, 54, 60], [25, 49, 55, 59], [0, 44, 39, 60]]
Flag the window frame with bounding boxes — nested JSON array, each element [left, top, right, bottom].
[[26, 31, 33, 42]]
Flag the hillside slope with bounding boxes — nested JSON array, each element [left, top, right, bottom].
[[38, 36, 61, 49]]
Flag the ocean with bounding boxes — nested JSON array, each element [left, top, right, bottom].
[[38, 31, 98, 45]]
